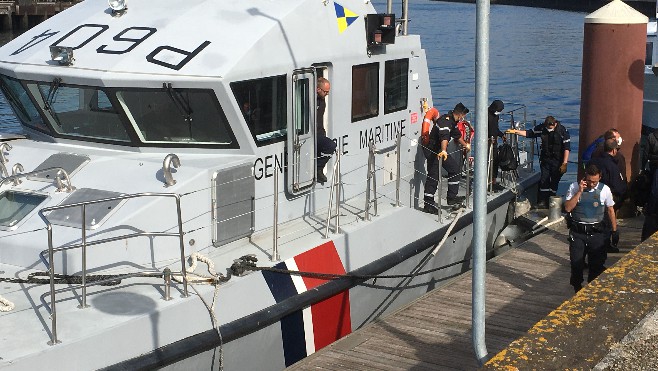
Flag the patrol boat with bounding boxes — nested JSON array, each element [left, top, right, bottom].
[[0, 0, 540, 369]]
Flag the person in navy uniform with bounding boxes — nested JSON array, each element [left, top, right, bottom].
[[641, 168, 658, 241], [588, 138, 626, 253], [316, 77, 337, 184], [422, 102, 470, 214], [488, 99, 506, 190], [563, 164, 618, 293], [509, 116, 570, 208]]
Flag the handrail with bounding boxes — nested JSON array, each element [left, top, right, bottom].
[[38, 192, 189, 345], [0, 166, 70, 189]]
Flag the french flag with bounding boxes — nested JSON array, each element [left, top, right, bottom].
[[262, 241, 352, 366]]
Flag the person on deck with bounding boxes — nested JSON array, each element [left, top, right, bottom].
[[641, 168, 658, 241], [564, 164, 617, 293], [584, 128, 627, 180], [588, 139, 626, 253], [316, 77, 337, 184], [508, 116, 570, 208], [488, 99, 506, 190], [422, 102, 470, 214]]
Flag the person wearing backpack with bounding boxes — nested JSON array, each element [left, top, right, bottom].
[[508, 116, 570, 209]]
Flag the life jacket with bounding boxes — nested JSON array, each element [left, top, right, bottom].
[[571, 182, 605, 223], [540, 124, 565, 160], [457, 120, 474, 143], [421, 107, 440, 145]]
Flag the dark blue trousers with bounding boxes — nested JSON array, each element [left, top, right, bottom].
[[317, 135, 337, 171]]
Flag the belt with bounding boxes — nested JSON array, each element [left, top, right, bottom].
[[571, 222, 604, 234]]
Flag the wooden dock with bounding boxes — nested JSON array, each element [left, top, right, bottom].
[[286, 215, 643, 370]]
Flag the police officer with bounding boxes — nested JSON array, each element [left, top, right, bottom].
[[422, 102, 470, 214], [509, 116, 570, 208], [564, 164, 617, 293]]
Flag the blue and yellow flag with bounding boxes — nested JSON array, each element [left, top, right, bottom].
[[334, 2, 358, 34]]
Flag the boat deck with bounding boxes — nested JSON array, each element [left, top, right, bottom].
[[286, 213, 645, 370]]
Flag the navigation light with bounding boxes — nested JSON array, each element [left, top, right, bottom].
[[49, 46, 74, 66], [108, 0, 127, 16]]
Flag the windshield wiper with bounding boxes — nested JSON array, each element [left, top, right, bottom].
[[163, 82, 193, 124], [40, 78, 62, 127]]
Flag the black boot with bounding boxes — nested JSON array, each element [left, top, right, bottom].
[[317, 168, 327, 184]]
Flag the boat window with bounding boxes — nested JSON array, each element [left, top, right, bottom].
[[352, 62, 379, 122], [647, 42, 653, 66], [36, 82, 130, 142], [384, 59, 409, 114], [118, 88, 236, 146], [231, 75, 287, 146], [0, 75, 49, 132]]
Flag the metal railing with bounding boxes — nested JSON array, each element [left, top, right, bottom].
[[38, 192, 189, 345]]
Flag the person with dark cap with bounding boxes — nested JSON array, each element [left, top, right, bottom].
[[509, 116, 570, 208], [422, 102, 470, 214], [488, 99, 505, 190], [589, 138, 626, 253]]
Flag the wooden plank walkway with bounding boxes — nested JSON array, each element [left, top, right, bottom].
[[287, 215, 643, 370]]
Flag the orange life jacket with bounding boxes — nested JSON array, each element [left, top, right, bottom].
[[421, 107, 440, 145]]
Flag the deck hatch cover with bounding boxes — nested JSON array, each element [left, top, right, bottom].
[[28, 152, 90, 182], [212, 164, 254, 246], [48, 188, 124, 229], [0, 190, 48, 230]]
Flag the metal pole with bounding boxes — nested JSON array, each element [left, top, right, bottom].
[[47, 225, 59, 345], [437, 156, 443, 221], [175, 196, 189, 298], [473, 0, 490, 364], [386, 0, 392, 14], [324, 161, 336, 238], [372, 149, 378, 217], [334, 151, 341, 234], [395, 133, 402, 207], [466, 156, 471, 209], [487, 139, 494, 195], [365, 144, 373, 221], [79, 204, 88, 309], [402, 0, 409, 36], [272, 166, 280, 261]]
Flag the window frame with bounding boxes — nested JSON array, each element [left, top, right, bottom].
[[384, 58, 409, 115], [351, 62, 380, 122]]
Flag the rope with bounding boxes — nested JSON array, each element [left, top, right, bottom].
[[0, 272, 125, 285]]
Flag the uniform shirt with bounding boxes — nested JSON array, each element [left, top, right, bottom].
[[588, 153, 627, 197], [428, 111, 461, 152], [566, 181, 614, 208], [317, 95, 327, 137], [523, 122, 570, 159]]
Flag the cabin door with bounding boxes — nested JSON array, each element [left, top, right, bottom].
[[287, 68, 316, 194]]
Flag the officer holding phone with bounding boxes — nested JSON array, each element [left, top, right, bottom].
[[563, 164, 617, 293]]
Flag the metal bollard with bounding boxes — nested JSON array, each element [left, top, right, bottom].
[[548, 196, 562, 222], [163, 267, 172, 301]]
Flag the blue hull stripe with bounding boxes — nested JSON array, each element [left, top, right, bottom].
[[262, 262, 307, 366]]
